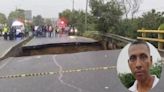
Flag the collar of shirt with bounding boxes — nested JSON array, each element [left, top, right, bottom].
[[128, 75, 159, 92]]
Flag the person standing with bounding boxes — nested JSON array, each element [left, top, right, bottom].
[[48, 25, 53, 37], [9, 27, 16, 40], [2, 25, 9, 40], [128, 40, 159, 92]]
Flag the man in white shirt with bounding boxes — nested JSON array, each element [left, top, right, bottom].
[[128, 40, 159, 92]]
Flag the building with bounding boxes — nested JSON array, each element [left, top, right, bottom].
[[24, 10, 32, 23]]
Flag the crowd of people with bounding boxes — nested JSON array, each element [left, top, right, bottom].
[[0, 24, 79, 41], [32, 25, 54, 37], [31, 25, 78, 38], [0, 24, 26, 40]]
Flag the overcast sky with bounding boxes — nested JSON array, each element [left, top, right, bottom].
[[0, 0, 164, 18]]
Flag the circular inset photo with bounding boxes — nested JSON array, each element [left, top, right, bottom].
[[117, 40, 162, 92]]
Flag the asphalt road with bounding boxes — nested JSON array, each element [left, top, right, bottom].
[[0, 50, 132, 92], [0, 37, 23, 58], [0, 36, 164, 92], [24, 36, 97, 47]]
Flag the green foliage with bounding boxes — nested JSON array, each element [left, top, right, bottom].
[[89, 0, 124, 33], [59, 9, 72, 25], [159, 24, 164, 30], [59, 9, 95, 34], [82, 31, 101, 40], [0, 12, 7, 24], [119, 63, 162, 88], [44, 18, 52, 25], [114, 18, 139, 38], [150, 63, 162, 78], [140, 9, 164, 30], [115, 9, 164, 40], [133, 10, 164, 47], [116, 9, 164, 39], [25, 23, 32, 32], [33, 15, 44, 26], [119, 73, 135, 88], [59, 3, 164, 40]]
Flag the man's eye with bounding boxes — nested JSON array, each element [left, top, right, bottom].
[[129, 56, 136, 62], [140, 54, 148, 60]]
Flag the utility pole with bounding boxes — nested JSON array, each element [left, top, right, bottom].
[[72, 0, 74, 12], [72, 0, 75, 29], [85, 0, 89, 31]]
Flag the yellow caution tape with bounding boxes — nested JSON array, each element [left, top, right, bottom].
[[0, 66, 116, 79]]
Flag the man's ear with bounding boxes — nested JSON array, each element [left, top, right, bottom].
[[128, 59, 130, 66]]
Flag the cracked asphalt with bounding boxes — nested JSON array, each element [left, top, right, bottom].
[[0, 50, 163, 92], [0, 36, 164, 92], [0, 50, 130, 92]]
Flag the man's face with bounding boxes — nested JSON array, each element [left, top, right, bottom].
[[128, 44, 152, 81]]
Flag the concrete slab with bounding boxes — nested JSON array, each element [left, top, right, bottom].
[[23, 36, 98, 47]]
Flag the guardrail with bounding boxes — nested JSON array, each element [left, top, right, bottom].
[[94, 32, 164, 57], [103, 33, 134, 43], [95, 33, 134, 43], [137, 29, 164, 49], [94, 33, 134, 49]]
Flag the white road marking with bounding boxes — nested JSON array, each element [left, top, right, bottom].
[[36, 56, 41, 59], [105, 86, 109, 90], [52, 55, 83, 92]]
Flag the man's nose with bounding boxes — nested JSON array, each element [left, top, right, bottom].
[[135, 57, 142, 69]]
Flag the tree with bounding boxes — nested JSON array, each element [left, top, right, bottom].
[[44, 18, 53, 25], [120, 0, 142, 19], [8, 9, 25, 26], [140, 9, 164, 30], [135, 9, 164, 47], [0, 12, 7, 24], [118, 18, 140, 38], [59, 9, 95, 34], [117, 9, 164, 38], [89, 0, 123, 33], [59, 9, 72, 25], [33, 15, 44, 26]]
